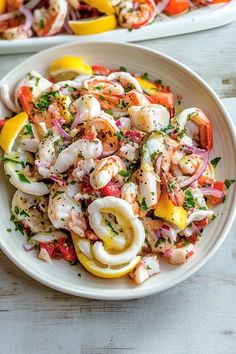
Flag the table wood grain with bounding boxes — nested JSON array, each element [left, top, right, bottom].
[[0, 21, 236, 354]]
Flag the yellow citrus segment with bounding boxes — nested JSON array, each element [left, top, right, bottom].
[[136, 76, 158, 95], [48, 55, 92, 80], [0, 112, 28, 153], [154, 192, 187, 230], [83, 0, 114, 15], [69, 15, 117, 36], [78, 253, 141, 279], [0, 0, 6, 14]]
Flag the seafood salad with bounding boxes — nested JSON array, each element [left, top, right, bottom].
[[0, 0, 231, 40], [0, 55, 234, 284]]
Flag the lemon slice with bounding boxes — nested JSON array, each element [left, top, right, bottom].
[[83, 0, 114, 15], [136, 76, 158, 95], [69, 15, 117, 36], [0, 112, 28, 153], [49, 55, 92, 81], [78, 253, 140, 279], [0, 0, 6, 14]]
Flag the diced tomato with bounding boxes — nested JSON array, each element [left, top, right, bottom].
[[164, 0, 190, 16], [198, 175, 214, 187], [82, 131, 96, 140], [92, 65, 110, 76], [208, 181, 226, 205], [124, 130, 143, 144], [40, 242, 55, 258], [81, 175, 97, 195], [99, 181, 120, 197], [189, 234, 198, 244], [194, 218, 209, 228], [0, 119, 5, 130], [39, 237, 77, 262]]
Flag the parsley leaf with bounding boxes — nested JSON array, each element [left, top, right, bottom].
[[0, 157, 24, 167], [18, 173, 30, 183], [120, 66, 127, 72], [224, 179, 236, 189], [211, 157, 221, 168], [105, 220, 118, 235], [118, 170, 128, 178], [184, 190, 195, 210], [140, 198, 148, 212], [34, 91, 59, 111], [155, 237, 166, 248], [141, 72, 149, 80], [23, 124, 33, 136], [114, 131, 124, 142], [104, 109, 113, 115]]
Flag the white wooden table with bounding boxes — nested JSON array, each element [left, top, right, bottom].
[[1, 22, 236, 354]]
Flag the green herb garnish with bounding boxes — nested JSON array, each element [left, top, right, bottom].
[[184, 190, 195, 210], [18, 173, 30, 183], [224, 179, 235, 189], [211, 157, 221, 168], [118, 170, 128, 178], [140, 198, 148, 212]]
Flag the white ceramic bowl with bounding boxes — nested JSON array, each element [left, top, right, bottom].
[[0, 42, 235, 300]]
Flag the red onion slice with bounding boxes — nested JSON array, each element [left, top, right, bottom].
[[191, 222, 201, 235], [23, 243, 34, 252], [19, 6, 33, 32], [156, 0, 170, 15], [199, 187, 224, 199], [161, 224, 177, 242], [49, 175, 66, 187], [180, 145, 209, 188], [53, 120, 71, 140], [71, 111, 81, 129]]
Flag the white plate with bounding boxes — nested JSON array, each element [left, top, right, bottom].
[[0, 42, 236, 300], [0, 2, 236, 54]]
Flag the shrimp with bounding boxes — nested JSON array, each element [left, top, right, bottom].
[[90, 113, 119, 157], [33, 0, 68, 37], [121, 181, 140, 215], [72, 94, 101, 122], [129, 254, 160, 284], [90, 156, 126, 189], [164, 243, 194, 265], [53, 138, 103, 174], [107, 72, 143, 92], [67, 211, 87, 237], [174, 108, 212, 150], [161, 171, 185, 206], [72, 158, 95, 182], [164, 0, 190, 16], [48, 184, 82, 230], [115, 0, 156, 29], [82, 76, 124, 110], [35, 129, 61, 178], [129, 104, 170, 132]]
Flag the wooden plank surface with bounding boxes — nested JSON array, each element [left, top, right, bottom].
[[0, 21, 236, 354]]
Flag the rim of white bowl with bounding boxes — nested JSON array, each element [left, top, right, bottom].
[[0, 41, 236, 300]]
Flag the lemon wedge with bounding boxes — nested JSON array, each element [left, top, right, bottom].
[[83, 0, 114, 15], [0, 112, 28, 153], [69, 15, 117, 36], [0, 0, 6, 14], [78, 253, 141, 279], [136, 77, 158, 95], [49, 55, 92, 81]]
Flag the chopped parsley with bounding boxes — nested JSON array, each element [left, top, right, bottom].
[[199, 207, 207, 210], [14, 206, 20, 215], [20, 209, 29, 217], [0, 157, 24, 168], [118, 170, 128, 178], [146, 265, 152, 270], [141, 72, 149, 80], [104, 109, 113, 115], [105, 220, 118, 235], [119, 66, 127, 72], [99, 95, 106, 101], [184, 190, 195, 210], [140, 198, 148, 212], [155, 237, 166, 248], [39, 19, 45, 29], [94, 86, 103, 91], [7, 228, 12, 232], [18, 173, 30, 183], [211, 214, 217, 221], [23, 124, 33, 136], [34, 91, 59, 111], [160, 124, 174, 133], [10, 215, 24, 235], [114, 130, 124, 141], [211, 157, 221, 168], [224, 179, 235, 189], [54, 191, 64, 198]]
